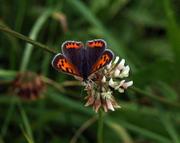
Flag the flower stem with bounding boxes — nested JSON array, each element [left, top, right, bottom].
[[97, 109, 104, 143], [0, 25, 57, 54]]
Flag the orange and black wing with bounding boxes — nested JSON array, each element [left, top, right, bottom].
[[61, 41, 84, 75], [52, 53, 81, 77], [86, 39, 106, 68], [61, 41, 84, 59], [90, 50, 114, 74]]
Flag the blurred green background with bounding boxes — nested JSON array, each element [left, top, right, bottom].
[[0, 0, 180, 143]]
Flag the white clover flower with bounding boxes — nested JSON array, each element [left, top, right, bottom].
[[84, 56, 133, 112]]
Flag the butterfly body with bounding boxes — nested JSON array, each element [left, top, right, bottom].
[[52, 39, 114, 81]]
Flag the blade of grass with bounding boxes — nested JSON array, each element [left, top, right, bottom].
[[70, 116, 97, 143], [20, 9, 53, 71], [0, 69, 16, 77], [97, 110, 103, 143], [15, 0, 27, 32], [0, 136, 5, 143], [109, 119, 172, 143], [17, 100, 35, 143], [159, 111, 180, 143], [163, 0, 180, 76], [41, 19, 58, 75], [109, 0, 129, 18], [106, 120, 134, 143], [0, 98, 16, 138], [20, 126, 34, 143]]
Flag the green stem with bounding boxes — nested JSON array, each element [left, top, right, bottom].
[[0, 98, 16, 138], [17, 100, 35, 143], [97, 110, 103, 143], [0, 25, 57, 54]]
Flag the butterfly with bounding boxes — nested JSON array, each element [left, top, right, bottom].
[[51, 39, 114, 81]]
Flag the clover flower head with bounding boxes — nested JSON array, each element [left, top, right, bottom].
[[82, 57, 133, 112], [12, 72, 45, 100]]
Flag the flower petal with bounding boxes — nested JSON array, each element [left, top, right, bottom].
[[84, 94, 95, 106], [117, 59, 125, 70], [94, 93, 101, 112], [123, 81, 133, 89], [106, 99, 115, 111], [118, 88, 124, 93], [101, 76, 106, 83], [119, 65, 130, 78], [109, 78, 118, 88], [113, 56, 119, 64], [114, 69, 120, 77]]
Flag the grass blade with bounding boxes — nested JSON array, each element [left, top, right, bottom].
[[106, 120, 134, 143], [159, 112, 180, 143], [17, 101, 34, 143], [20, 9, 53, 71], [113, 119, 172, 143]]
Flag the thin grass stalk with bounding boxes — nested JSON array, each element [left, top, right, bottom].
[[97, 110, 104, 143], [0, 26, 56, 54], [17, 100, 35, 143]]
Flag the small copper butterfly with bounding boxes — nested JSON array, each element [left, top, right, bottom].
[[51, 39, 114, 81]]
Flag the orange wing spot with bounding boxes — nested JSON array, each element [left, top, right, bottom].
[[88, 41, 104, 48], [57, 59, 77, 74], [91, 54, 111, 73], [52, 54, 82, 77], [65, 42, 82, 49]]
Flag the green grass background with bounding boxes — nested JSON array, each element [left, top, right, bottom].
[[0, 0, 180, 143]]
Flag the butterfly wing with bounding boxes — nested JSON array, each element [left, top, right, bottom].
[[51, 53, 81, 77], [90, 49, 114, 74], [61, 41, 85, 76], [86, 39, 106, 69]]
